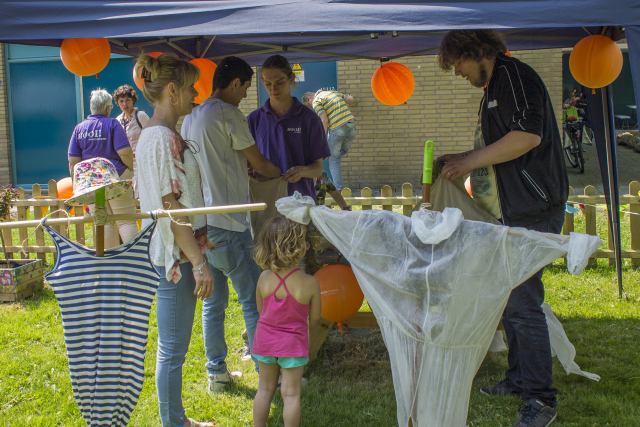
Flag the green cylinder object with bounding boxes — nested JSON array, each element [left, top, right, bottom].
[[422, 140, 434, 184], [94, 187, 105, 207]]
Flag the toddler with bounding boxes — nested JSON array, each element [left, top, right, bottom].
[[252, 215, 321, 427]]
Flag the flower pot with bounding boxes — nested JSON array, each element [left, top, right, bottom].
[[0, 259, 44, 302]]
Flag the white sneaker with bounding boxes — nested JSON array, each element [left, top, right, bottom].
[[208, 369, 242, 394], [239, 346, 252, 362]]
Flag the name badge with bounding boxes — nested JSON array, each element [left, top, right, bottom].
[[488, 100, 498, 108]]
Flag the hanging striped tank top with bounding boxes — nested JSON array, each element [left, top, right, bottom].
[[44, 219, 159, 427]]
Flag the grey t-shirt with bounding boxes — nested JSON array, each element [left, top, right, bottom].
[[182, 97, 255, 232]]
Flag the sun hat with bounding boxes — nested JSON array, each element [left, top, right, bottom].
[[65, 158, 132, 206]]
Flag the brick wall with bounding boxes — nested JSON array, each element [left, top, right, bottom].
[[0, 44, 12, 186], [336, 49, 564, 192]]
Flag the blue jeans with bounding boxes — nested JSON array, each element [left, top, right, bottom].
[[501, 210, 565, 407], [327, 122, 355, 190], [155, 263, 198, 427], [203, 226, 261, 375]]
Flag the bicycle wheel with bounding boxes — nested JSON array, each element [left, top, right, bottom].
[[583, 126, 595, 146], [571, 131, 585, 173], [563, 129, 579, 168]]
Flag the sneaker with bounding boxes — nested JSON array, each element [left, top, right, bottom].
[[207, 369, 242, 394], [480, 379, 523, 398], [512, 399, 557, 427], [239, 346, 252, 362]]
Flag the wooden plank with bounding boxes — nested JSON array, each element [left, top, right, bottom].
[[31, 184, 46, 262], [75, 205, 85, 246], [593, 249, 640, 259], [3, 246, 57, 254], [12, 200, 65, 207], [361, 188, 372, 210], [16, 188, 28, 260], [341, 187, 352, 201], [567, 195, 639, 204], [584, 186, 597, 268], [630, 181, 640, 268], [333, 311, 379, 329], [308, 318, 335, 362], [48, 179, 60, 264], [2, 210, 14, 260], [381, 185, 393, 211], [402, 183, 413, 217], [324, 195, 419, 206], [563, 187, 574, 265]]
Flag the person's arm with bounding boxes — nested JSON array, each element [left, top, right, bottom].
[[241, 145, 281, 178], [344, 94, 355, 105], [117, 147, 134, 171], [282, 159, 323, 183], [318, 111, 330, 134], [329, 190, 349, 210], [68, 156, 82, 177], [256, 275, 265, 315], [440, 131, 541, 181], [161, 192, 214, 300], [308, 277, 321, 329]]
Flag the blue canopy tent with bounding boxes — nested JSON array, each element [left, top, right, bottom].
[[2, 0, 639, 296]]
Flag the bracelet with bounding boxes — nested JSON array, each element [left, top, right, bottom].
[[192, 259, 207, 275]]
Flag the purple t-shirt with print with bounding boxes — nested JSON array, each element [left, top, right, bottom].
[[247, 98, 330, 201], [68, 114, 131, 175]]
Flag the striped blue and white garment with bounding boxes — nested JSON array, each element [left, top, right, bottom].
[[44, 217, 159, 427]]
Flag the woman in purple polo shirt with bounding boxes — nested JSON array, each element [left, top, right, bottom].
[[68, 88, 138, 248], [247, 55, 330, 201]]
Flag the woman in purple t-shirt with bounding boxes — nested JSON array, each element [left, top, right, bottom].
[[67, 88, 138, 248], [247, 55, 330, 201]]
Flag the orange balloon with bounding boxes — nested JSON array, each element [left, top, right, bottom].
[[371, 62, 415, 106], [133, 52, 163, 90], [464, 176, 473, 198], [314, 264, 364, 324], [60, 38, 110, 77], [190, 58, 217, 104], [57, 177, 75, 215], [570, 35, 623, 89]]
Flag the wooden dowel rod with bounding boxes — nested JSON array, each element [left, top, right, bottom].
[[0, 203, 267, 230]]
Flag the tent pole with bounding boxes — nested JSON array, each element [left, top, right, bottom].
[[601, 85, 624, 298]]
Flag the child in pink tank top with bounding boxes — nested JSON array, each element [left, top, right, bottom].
[[252, 216, 321, 427]]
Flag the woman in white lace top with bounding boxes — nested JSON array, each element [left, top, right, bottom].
[[135, 53, 215, 427]]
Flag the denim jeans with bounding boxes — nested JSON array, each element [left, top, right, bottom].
[[327, 122, 355, 190], [203, 226, 261, 375], [155, 263, 198, 427], [501, 210, 565, 407]]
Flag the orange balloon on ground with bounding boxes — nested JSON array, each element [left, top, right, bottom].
[[133, 52, 162, 90], [371, 62, 415, 106], [314, 264, 364, 327], [60, 38, 111, 76], [570, 35, 623, 89], [190, 58, 217, 104], [464, 176, 473, 198]]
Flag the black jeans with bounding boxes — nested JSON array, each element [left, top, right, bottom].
[[502, 210, 565, 407]]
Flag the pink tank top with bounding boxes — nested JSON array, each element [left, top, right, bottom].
[[252, 269, 310, 358]]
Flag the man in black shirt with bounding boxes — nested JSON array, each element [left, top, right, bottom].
[[436, 30, 568, 427]]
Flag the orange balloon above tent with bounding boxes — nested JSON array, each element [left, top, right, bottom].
[[190, 58, 217, 104], [569, 35, 623, 89], [60, 38, 111, 77], [133, 52, 162, 90], [371, 62, 415, 106], [314, 264, 364, 329]]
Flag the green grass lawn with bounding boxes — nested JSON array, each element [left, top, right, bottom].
[[0, 207, 639, 426]]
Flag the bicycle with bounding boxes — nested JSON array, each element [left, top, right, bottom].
[[563, 120, 585, 173]]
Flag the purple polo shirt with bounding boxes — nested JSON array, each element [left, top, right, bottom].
[[68, 114, 131, 175], [248, 98, 330, 201]]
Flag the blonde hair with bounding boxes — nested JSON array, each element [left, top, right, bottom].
[[135, 54, 200, 107], [255, 215, 309, 272]]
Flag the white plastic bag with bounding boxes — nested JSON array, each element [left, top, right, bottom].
[[278, 193, 601, 427]]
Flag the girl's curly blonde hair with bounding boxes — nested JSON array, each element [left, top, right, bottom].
[[255, 215, 309, 272]]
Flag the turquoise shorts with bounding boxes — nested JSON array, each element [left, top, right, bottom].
[[253, 354, 309, 369]]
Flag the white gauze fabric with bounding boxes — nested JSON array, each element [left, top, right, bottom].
[[277, 192, 601, 427]]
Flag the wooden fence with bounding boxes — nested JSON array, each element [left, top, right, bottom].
[[1, 180, 639, 267]]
